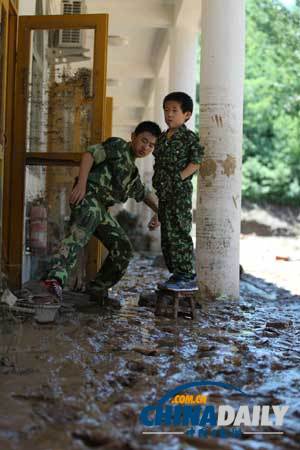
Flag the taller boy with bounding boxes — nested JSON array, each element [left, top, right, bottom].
[[152, 92, 204, 289]]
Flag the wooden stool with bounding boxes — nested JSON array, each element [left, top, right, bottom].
[[155, 284, 198, 319]]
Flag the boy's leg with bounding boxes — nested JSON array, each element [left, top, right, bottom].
[[163, 193, 194, 279], [158, 200, 174, 274], [86, 210, 133, 294], [47, 190, 107, 287]]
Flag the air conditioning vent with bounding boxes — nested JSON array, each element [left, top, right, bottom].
[[61, 29, 81, 45], [63, 1, 82, 14], [58, 0, 85, 48]]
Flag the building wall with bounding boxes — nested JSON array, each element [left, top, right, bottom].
[[19, 0, 59, 15], [18, 0, 37, 15], [46, 0, 60, 14]]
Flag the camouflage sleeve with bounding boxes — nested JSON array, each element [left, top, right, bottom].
[[188, 131, 205, 164], [86, 137, 127, 165], [128, 172, 149, 202], [85, 143, 106, 165]]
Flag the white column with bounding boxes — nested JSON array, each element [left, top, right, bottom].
[[196, 0, 245, 300], [135, 154, 156, 238], [136, 107, 154, 229], [169, 27, 198, 130], [154, 77, 167, 130]]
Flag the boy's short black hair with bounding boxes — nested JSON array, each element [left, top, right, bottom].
[[163, 91, 193, 114], [134, 121, 161, 138]]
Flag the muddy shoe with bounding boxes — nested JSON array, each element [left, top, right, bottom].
[[240, 264, 244, 278], [87, 289, 109, 304], [160, 278, 198, 291], [107, 294, 125, 308], [43, 279, 63, 302], [88, 289, 125, 308]]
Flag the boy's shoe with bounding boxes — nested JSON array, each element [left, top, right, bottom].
[[43, 279, 63, 302], [87, 289, 109, 304], [108, 294, 125, 308], [162, 274, 187, 284], [87, 289, 125, 308], [166, 274, 180, 282], [169, 273, 197, 282], [159, 277, 198, 291]]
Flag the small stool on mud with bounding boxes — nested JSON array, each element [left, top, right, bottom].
[[155, 284, 199, 320]]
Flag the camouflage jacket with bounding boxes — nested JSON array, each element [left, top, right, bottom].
[[86, 137, 147, 206], [153, 124, 204, 200]]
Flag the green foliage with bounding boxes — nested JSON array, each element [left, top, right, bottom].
[[243, 0, 300, 204]]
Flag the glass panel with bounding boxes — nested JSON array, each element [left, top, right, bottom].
[[22, 165, 87, 289], [26, 28, 95, 153], [192, 176, 197, 245], [0, 7, 7, 267], [0, 164, 3, 268], [0, 6, 6, 136]]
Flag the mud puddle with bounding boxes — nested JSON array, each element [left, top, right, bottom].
[[0, 255, 299, 450]]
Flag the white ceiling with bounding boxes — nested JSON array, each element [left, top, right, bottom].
[[19, 0, 202, 137], [86, 0, 202, 136]]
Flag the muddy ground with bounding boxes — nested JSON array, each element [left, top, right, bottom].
[[0, 236, 300, 450]]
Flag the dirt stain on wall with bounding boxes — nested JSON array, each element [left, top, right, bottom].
[[199, 159, 217, 179], [232, 195, 238, 209], [221, 155, 236, 177], [211, 114, 223, 128]]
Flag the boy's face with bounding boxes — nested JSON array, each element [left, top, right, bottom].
[[131, 131, 157, 158], [163, 100, 192, 129]]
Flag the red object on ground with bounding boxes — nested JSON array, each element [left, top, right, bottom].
[[30, 205, 48, 254]]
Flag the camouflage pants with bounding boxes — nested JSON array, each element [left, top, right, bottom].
[[47, 187, 133, 292], [158, 193, 194, 278]]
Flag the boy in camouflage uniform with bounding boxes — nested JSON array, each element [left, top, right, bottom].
[[44, 121, 161, 303], [151, 92, 204, 289]]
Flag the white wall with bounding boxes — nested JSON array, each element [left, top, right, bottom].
[[19, 0, 37, 15], [46, 0, 61, 15]]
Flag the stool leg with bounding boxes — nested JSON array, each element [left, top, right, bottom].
[[155, 292, 162, 316], [174, 296, 179, 319], [164, 296, 169, 316], [189, 296, 196, 320]]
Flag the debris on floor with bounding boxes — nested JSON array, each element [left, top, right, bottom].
[[0, 254, 299, 450]]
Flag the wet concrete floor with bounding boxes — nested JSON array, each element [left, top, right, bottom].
[[0, 255, 299, 450]]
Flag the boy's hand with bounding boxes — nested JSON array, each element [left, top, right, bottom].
[[69, 181, 87, 205], [148, 214, 160, 230]]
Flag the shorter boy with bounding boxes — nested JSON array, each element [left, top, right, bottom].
[[44, 121, 161, 303], [151, 92, 204, 289]]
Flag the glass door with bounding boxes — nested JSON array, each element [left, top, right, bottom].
[[0, 0, 12, 280], [8, 14, 108, 288]]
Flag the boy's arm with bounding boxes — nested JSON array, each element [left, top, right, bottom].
[[179, 132, 204, 180], [70, 141, 108, 205], [129, 176, 160, 229], [180, 162, 200, 180], [143, 192, 160, 230], [69, 152, 94, 205], [143, 191, 158, 214], [129, 173, 159, 228]]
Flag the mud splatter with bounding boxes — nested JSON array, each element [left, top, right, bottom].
[[212, 114, 223, 128], [233, 195, 238, 209], [199, 159, 217, 179], [221, 154, 236, 177]]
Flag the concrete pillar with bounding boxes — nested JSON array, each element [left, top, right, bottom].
[[134, 153, 158, 251], [169, 27, 198, 130], [196, 0, 245, 299], [135, 104, 153, 228], [154, 77, 167, 130]]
